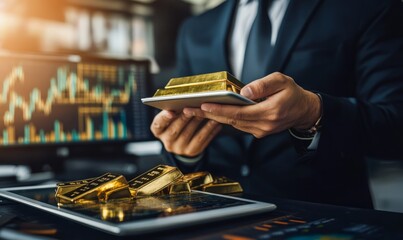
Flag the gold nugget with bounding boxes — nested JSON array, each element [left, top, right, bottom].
[[153, 71, 244, 97], [128, 165, 183, 197]]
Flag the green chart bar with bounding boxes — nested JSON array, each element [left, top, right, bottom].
[[3, 130, 8, 145], [120, 110, 127, 138], [103, 111, 108, 139], [40, 130, 46, 143], [24, 125, 30, 144], [54, 120, 60, 142]]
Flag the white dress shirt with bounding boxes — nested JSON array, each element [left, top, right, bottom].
[[229, 0, 290, 79]]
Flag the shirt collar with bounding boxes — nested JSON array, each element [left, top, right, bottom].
[[239, 0, 255, 5]]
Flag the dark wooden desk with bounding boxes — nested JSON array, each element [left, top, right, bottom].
[[1, 194, 403, 239]]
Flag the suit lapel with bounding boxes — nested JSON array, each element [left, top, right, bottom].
[[267, 0, 323, 73], [211, 0, 237, 73]]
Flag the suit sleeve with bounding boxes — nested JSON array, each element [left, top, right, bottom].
[[318, 0, 403, 159]]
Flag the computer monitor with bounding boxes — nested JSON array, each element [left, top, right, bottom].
[[0, 52, 154, 166]]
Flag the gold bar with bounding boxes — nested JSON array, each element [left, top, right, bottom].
[[166, 71, 243, 88], [182, 172, 214, 189], [56, 173, 128, 204], [154, 81, 229, 96], [167, 180, 191, 194], [201, 176, 243, 194], [55, 177, 96, 196], [99, 185, 132, 202], [153, 71, 244, 97], [56, 177, 96, 187], [128, 165, 183, 197]]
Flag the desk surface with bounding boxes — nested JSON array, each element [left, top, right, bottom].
[[1, 194, 403, 240]]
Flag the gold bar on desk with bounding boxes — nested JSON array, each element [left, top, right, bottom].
[[153, 71, 245, 97], [56, 173, 128, 204], [201, 176, 243, 194], [182, 172, 214, 189], [128, 165, 183, 197]]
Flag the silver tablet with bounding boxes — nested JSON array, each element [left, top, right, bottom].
[[0, 184, 276, 236], [141, 91, 255, 111]]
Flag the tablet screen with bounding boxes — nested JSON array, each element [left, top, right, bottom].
[[0, 185, 275, 235], [9, 187, 252, 222]]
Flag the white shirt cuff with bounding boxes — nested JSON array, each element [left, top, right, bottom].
[[307, 132, 321, 150]]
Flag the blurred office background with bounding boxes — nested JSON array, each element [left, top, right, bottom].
[[0, 0, 402, 213]]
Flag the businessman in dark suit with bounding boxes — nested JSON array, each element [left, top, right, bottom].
[[151, 0, 403, 208]]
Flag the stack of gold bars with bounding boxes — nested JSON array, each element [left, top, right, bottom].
[[153, 71, 245, 97], [55, 165, 243, 206]]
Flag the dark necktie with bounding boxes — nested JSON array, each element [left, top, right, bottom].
[[239, 0, 273, 156], [241, 0, 272, 84]]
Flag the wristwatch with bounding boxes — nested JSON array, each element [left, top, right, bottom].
[[288, 93, 323, 140]]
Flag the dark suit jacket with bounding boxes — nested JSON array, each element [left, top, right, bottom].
[[165, 0, 403, 208]]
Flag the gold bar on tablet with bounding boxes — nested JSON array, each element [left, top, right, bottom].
[[153, 71, 244, 97], [182, 172, 214, 189], [56, 177, 96, 187], [99, 185, 132, 202], [201, 176, 243, 194], [167, 180, 191, 194], [128, 165, 183, 197], [56, 177, 96, 196], [56, 173, 128, 204]]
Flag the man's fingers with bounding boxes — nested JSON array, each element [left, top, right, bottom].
[[185, 103, 267, 122], [175, 116, 205, 145], [184, 106, 233, 124], [161, 113, 193, 141], [186, 120, 222, 155], [185, 105, 243, 120], [150, 110, 176, 136], [184, 105, 283, 137], [185, 106, 261, 130], [241, 72, 292, 100], [196, 121, 222, 151]]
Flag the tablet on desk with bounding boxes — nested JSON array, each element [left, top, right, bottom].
[[142, 91, 255, 111], [0, 184, 276, 236]]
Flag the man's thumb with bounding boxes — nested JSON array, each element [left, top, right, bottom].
[[240, 79, 267, 100], [240, 85, 254, 99]]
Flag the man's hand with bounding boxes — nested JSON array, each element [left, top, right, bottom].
[[183, 72, 321, 138], [150, 110, 222, 157]]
